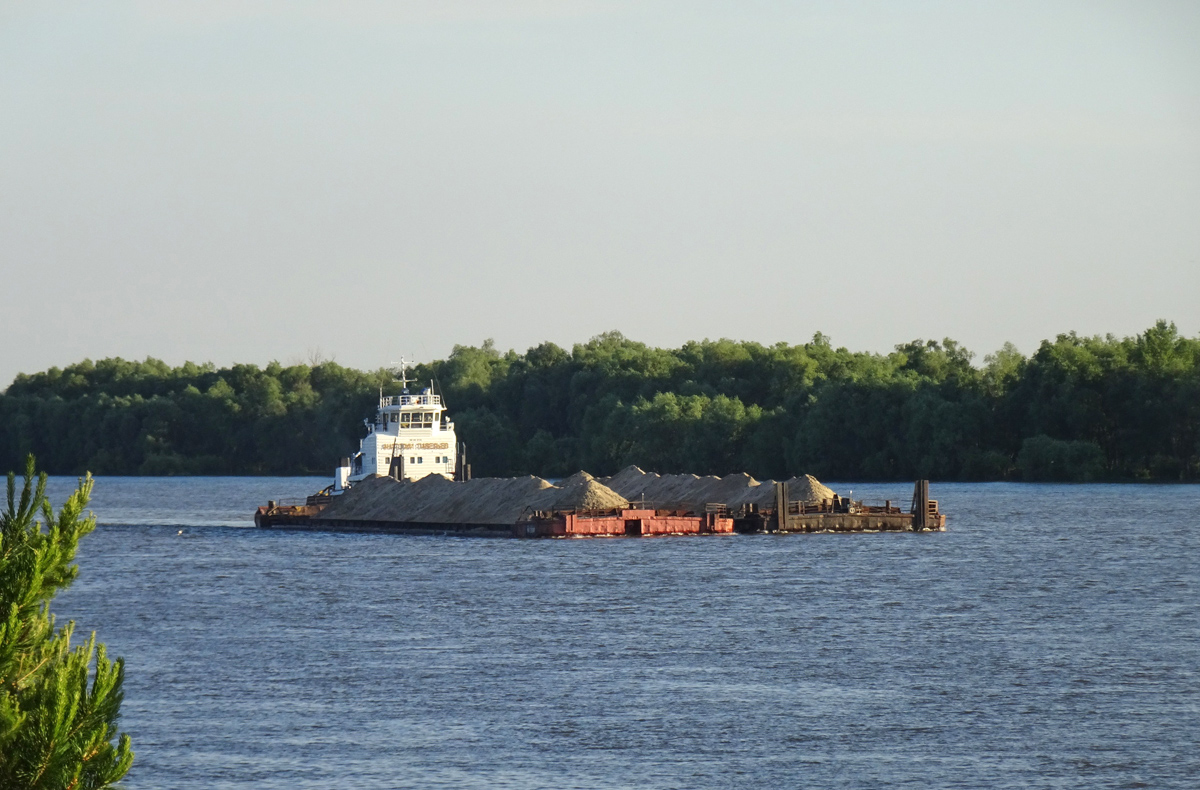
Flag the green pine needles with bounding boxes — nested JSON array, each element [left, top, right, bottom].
[[0, 456, 132, 789]]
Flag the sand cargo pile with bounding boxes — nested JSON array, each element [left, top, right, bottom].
[[256, 468, 944, 537], [598, 466, 835, 510]]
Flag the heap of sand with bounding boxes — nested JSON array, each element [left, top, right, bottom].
[[319, 472, 628, 526], [318, 468, 835, 527], [599, 466, 836, 510], [551, 471, 630, 511]]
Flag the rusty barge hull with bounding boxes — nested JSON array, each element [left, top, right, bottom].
[[254, 509, 937, 537], [769, 478, 946, 534], [254, 507, 732, 538], [255, 513, 513, 537], [519, 508, 733, 538], [776, 512, 941, 533]]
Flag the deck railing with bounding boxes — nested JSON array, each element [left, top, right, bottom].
[[381, 394, 443, 407]]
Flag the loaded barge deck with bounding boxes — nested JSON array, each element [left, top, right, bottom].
[[255, 469, 945, 538]]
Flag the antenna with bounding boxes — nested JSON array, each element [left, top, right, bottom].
[[390, 357, 411, 390], [431, 368, 448, 411]]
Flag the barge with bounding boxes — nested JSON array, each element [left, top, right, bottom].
[[255, 470, 945, 537], [254, 362, 945, 537]]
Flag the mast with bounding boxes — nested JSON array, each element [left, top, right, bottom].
[[393, 356, 410, 391]]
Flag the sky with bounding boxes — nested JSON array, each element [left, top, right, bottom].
[[2, 0, 1198, 385]]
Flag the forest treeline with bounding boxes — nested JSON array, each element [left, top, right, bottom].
[[2, 321, 1197, 481]]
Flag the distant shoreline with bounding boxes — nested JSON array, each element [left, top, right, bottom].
[[6, 323, 1198, 483]]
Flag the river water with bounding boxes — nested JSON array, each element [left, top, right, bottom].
[[41, 477, 1199, 789]]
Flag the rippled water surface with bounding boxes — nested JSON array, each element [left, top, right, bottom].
[[43, 477, 1199, 789]]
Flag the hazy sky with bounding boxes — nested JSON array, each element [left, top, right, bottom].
[[2, 0, 1198, 385]]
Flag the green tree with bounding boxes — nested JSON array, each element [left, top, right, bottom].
[[0, 457, 133, 789], [1017, 435, 1106, 482], [2, 324, 1197, 481]]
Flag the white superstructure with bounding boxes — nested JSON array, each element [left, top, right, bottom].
[[334, 363, 461, 490]]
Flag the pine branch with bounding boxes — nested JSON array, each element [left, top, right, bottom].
[[0, 456, 132, 789]]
